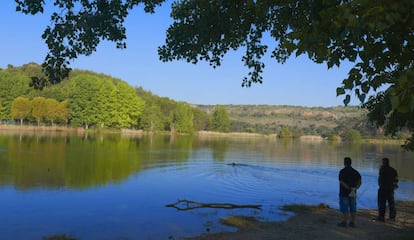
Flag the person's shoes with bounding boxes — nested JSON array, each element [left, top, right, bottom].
[[389, 218, 396, 222], [337, 221, 347, 227], [348, 222, 356, 228]]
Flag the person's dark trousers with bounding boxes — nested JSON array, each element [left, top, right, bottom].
[[378, 189, 396, 219]]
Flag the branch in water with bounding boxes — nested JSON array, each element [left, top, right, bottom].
[[165, 200, 262, 211]]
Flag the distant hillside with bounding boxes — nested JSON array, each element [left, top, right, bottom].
[[197, 104, 371, 137]]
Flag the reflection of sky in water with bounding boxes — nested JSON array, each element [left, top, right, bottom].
[[1, 141, 414, 239]]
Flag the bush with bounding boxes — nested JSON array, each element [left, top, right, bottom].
[[343, 129, 362, 142]]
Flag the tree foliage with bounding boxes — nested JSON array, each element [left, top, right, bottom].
[[96, 77, 117, 127], [44, 98, 60, 125], [68, 74, 102, 128], [57, 100, 69, 124], [0, 70, 30, 120], [10, 95, 68, 126], [136, 86, 203, 131], [31, 96, 47, 125], [112, 81, 145, 128], [0, 64, 207, 132], [140, 103, 164, 132], [279, 127, 293, 139], [192, 107, 211, 131], [342, 129, 362, 142], [67, 73, 145, 129], [11, 96, 31, 125], [363, 90, 414, 150], [171, 102, 194, 134], [212, 106, 230, 132]]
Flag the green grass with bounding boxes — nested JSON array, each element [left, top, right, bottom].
[[220, 215, 259, 229], [280, 203, 330, 213]]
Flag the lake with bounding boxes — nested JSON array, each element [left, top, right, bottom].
[[0, 132, 413, 239]]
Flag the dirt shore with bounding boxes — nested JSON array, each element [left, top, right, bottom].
[[185, 201, 414, 240]]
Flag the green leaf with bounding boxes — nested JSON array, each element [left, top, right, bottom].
[[343, 94, 351, 106], [358, 93, 366, 103], [361, 82, 370, 93], [342, 77, 354, 90], [327, 60, 334, 69], [336, 87, 345, 96]]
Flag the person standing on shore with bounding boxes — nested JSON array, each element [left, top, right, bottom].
[[338, 157, 362, 228], [377, 157, 399, 222]]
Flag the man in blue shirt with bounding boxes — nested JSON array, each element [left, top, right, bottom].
[[338, 157, 362, 228]]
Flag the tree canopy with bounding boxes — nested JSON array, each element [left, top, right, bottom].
[[212, 106, 230, 132], [14, 0, 414, 149], [11, 96, 31, 125]]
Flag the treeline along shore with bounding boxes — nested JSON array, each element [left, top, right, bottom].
[[0, 63, 410, 143]]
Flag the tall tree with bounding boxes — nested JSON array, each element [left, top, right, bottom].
[[0, 69, 30, 120], [96, 78, 117, 128], [67, 74, 102, 128], [112, 81, 145, 129], [212, 106, 230, 132], [171, 102, 194, 134], [69, 74, 99, 128], [11, 96, 32, 125], [140, 103, 164, 132], [192, 107, 211, 131], [44, 98, 60, 125], [279, 127, 293, 139], [31, 96, 47, 125], [343, 129, 362, 142], [57, 100, 69, 125], [0, 100, 3, 120], [16, 62, 44, 81]]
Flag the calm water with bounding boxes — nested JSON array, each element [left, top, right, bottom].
[[0, 132, 413, 240]]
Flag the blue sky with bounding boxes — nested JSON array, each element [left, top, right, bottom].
[[0, 1, 361, 107]]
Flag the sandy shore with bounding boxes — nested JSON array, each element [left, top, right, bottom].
[[185, 201, 414, 240]]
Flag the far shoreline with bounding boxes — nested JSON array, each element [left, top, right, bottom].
[[0, 124, 406, 146]]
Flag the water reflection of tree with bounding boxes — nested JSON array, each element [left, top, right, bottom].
[[2, 133, 147, 189], [280, 138, 293, 149], [165, 135, 193, 163], [192, 137, 229, 161], [212, 139, 228, 161]]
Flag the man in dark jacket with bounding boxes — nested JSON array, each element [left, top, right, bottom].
[[338, 157, 362, 228], [377, 157, 399, 221]]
